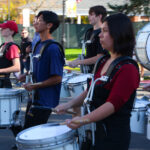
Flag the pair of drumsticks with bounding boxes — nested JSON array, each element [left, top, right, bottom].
[[52, 108, 90, 125]]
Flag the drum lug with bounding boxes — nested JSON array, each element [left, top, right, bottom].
[[69, 85, 74, 92], [12, 110, 22, 127], [137, 110, 140, 121]]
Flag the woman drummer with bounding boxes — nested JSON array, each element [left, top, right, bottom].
[[55, 13, 140, 150]]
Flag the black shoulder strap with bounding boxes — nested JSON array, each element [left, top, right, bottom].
[[89, 29, 100, 42], [0, 43, 5, 48], [93, 54, 110, 74], [93, 55, 139, 83], [33, 40, 41, 54], [104, 56, 139, 83], [2, 42, 20, 56], [84, 27, 93, 42], [33, 40, 65, 63]]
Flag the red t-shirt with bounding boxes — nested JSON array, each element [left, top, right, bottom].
[[94, 61, 140, 112], [4, 43, 20, 60]]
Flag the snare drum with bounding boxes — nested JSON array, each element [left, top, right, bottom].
[[60, 77, 71, 98], [16, 123, 79, 150], [146, 108, 150, 140], [67, 74, 92, 97], [0, 88, 23, 126], [130, 99, 150, 134]]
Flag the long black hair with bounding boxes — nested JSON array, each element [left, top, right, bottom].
[[103, 13, 135, 57]]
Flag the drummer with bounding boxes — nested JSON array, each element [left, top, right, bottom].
[[55, 13, 140, 150], [68, 5, 108, 73], [0, 20, 20, 88]]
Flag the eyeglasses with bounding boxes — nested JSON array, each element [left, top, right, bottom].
[[21, 32, 27, 34]]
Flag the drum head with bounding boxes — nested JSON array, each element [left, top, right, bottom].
[[133, 99, 150, 109], [67, 74, 92, 84], [135, 22, 150, 70], [18, 124, 71, 140]]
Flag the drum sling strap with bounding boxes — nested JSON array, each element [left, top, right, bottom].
[[82, 55, 139, 150], [32, 40, 65, 101], [0, 42, 20, 57], [0, 42, 20, 87], [93, 55, 139, 84], [33, 40, 65, 63]]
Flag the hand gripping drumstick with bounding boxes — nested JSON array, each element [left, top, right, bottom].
[[52, 108, 77, 115], [60, 118, 90, 125]]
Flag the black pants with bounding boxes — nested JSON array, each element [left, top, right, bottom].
[[0, 78, 12, 88], [94, 124, 131, 150], [11, 100, 52, 136], [23, 101, 52, 129]]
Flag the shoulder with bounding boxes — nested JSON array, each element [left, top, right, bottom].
[[116, 63, 139, 79]]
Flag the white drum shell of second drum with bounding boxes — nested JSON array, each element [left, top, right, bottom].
[[16, 123, 79, 150], [0, 88, 23, 126], [130, 99, 150, 134], [146, 108, 150, 140], [60, 77, 71, 98], [67, 74, 92, 98]]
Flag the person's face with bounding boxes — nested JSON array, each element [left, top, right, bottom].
[[99, 21, 114, 52], [21, 30, 28, 38], [33, 16, 38, 29], [0, 28, 13, 37], [88, 12, 100, 26], [35, 15, 51, 34]]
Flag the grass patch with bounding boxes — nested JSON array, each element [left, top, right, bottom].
[[64, 48, 82, 72], [65, 48, 82, 60]]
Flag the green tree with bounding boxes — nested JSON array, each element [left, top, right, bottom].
[[108, 0, 150, 16]]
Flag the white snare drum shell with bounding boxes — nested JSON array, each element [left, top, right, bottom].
[[67, 74, 92, 97], [0, 88, 22, 126], [60, 77, 71, 98], [147, 108, 150, 140], [130, 99, 150, 134]]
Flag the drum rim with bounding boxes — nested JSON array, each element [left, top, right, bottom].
[[132, 107, 147, 111], [135, 23, 150, 70], [16, 123, 75, 147], [67, 74, 92, 84], [0, 88, 24, 95]]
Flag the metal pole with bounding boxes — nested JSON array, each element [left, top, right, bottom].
[[8, 0, 10, 20], [61, 0, 66, 49]]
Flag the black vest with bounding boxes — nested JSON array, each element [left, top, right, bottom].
[[90, 55, 139, 128], [0, 42, 19, 76]]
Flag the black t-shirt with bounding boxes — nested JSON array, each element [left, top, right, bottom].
[[84, 27, 107, 58], [83, 28, 108, 73], [20, 37, 32, 59]]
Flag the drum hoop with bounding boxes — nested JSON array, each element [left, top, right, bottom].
[[17, 138, 76, 149], [67, 80, 87, 86], [132, 107, 147, 111], [16, 124, 75, 146], [135, 30, 150, 70]]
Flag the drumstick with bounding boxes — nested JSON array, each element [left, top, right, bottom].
[[30, 82, 42, 86], [60, 118, 90, 125], [52, 108, 77, 115]]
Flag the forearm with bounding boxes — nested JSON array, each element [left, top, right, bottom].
[[83, 102, 115, 123], [0, 64, 20, 73], [78, 54, 103, 65], [31, 75, 62, 90]]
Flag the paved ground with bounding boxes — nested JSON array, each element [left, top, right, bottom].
[[1, 69, 150, 150]]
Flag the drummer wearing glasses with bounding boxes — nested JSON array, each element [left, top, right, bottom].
[[55, 13, 140, 150]]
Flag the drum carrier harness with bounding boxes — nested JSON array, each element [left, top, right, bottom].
[[0, 42, 20, 88], [26, 40, 65, 107], [79, 28, 101, 74], [79, 54, 139, 150]]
